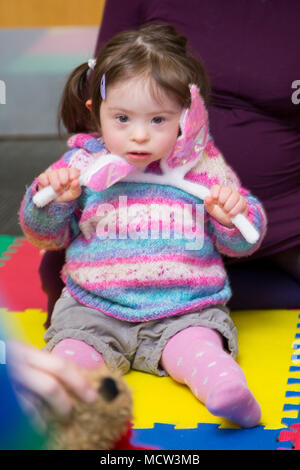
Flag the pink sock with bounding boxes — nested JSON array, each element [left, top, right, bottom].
[[51, 338, 105, 370], [161, 326, 261, 428]]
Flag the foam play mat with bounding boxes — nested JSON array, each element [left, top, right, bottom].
[[0, 235, 300, 450]]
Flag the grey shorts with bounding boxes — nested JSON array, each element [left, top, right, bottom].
[[44, 289, 238, 376]]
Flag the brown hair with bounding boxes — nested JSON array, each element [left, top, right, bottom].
[[58, 23, 210, 134]]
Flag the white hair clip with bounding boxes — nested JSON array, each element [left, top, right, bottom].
[[87, 58, 96, 70]]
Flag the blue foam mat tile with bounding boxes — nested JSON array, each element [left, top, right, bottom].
[[285, 391, 300, 398], [281, 418, 300, 428], [131, 423, 283, 450], [277, 441, 294, 450]]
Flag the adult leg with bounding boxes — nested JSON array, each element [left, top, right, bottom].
[[39, 250, 65, 328], [271, 245, 300, 283]]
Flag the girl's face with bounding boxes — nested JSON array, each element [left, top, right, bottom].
[[99, 76, 182, 168]]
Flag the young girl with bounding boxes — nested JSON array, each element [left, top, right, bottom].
[[20, 24, 266, 428]]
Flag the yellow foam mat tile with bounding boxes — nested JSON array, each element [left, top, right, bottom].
[[285, 396, 300, 405], [126, 309, 300, 430], [1, 309, 47, 349], [1, 307, 299, 430]]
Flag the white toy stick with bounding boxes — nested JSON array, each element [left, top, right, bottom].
[[123, 170, 260, 245], [33, 150, 259, 243], [172, 178, 260, 245], [32, 154, 137, 208]]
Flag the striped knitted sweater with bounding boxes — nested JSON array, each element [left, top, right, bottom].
[[19, 133, 267, 322]]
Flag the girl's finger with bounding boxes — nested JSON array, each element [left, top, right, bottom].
[[37, 173, 50, 188], [204, 195, 213, 208], [217, 186, 233, 206], [229, 198, 248, 218], [69, 167, 81, 181], [69, 179, 81, 195], [57, 168, 70, 187], [223, 192, 240, 213], [48, 171, 63, 193], [210, 184, 221, 201], [56, 180, 81, 202]]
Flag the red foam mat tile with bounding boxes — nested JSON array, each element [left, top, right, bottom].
[[0, 238, 47, 312], [278, 423, 300, 450]]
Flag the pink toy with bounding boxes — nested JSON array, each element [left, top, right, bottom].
[[32, 154, 136, 208], [123, 85, 260, 245]]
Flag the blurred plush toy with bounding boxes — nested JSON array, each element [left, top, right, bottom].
[[44, 366, 153, 450]]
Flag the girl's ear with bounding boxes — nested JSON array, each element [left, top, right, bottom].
[[85, 99, 92, 112]]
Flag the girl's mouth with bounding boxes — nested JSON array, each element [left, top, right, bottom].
[[127, 152, 152, 161]]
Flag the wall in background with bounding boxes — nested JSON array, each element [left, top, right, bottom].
[[0, 0, 106, 27]]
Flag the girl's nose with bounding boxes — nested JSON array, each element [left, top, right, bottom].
[[130, 125, 150, 143]]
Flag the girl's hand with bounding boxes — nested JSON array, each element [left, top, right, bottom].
[[37, 168, 82, 202], [204, 184, 248, 228]]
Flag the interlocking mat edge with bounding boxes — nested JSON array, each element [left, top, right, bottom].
[[0, 236, 299, 450]]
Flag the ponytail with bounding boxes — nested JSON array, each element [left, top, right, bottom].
[[57, 62, 97, 135]]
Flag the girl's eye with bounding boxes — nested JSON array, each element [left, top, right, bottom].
[[116, 115, 128, 123], [152, 116, 164, 124]]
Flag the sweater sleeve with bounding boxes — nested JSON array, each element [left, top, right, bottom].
[[19, 149, 80, 250]]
